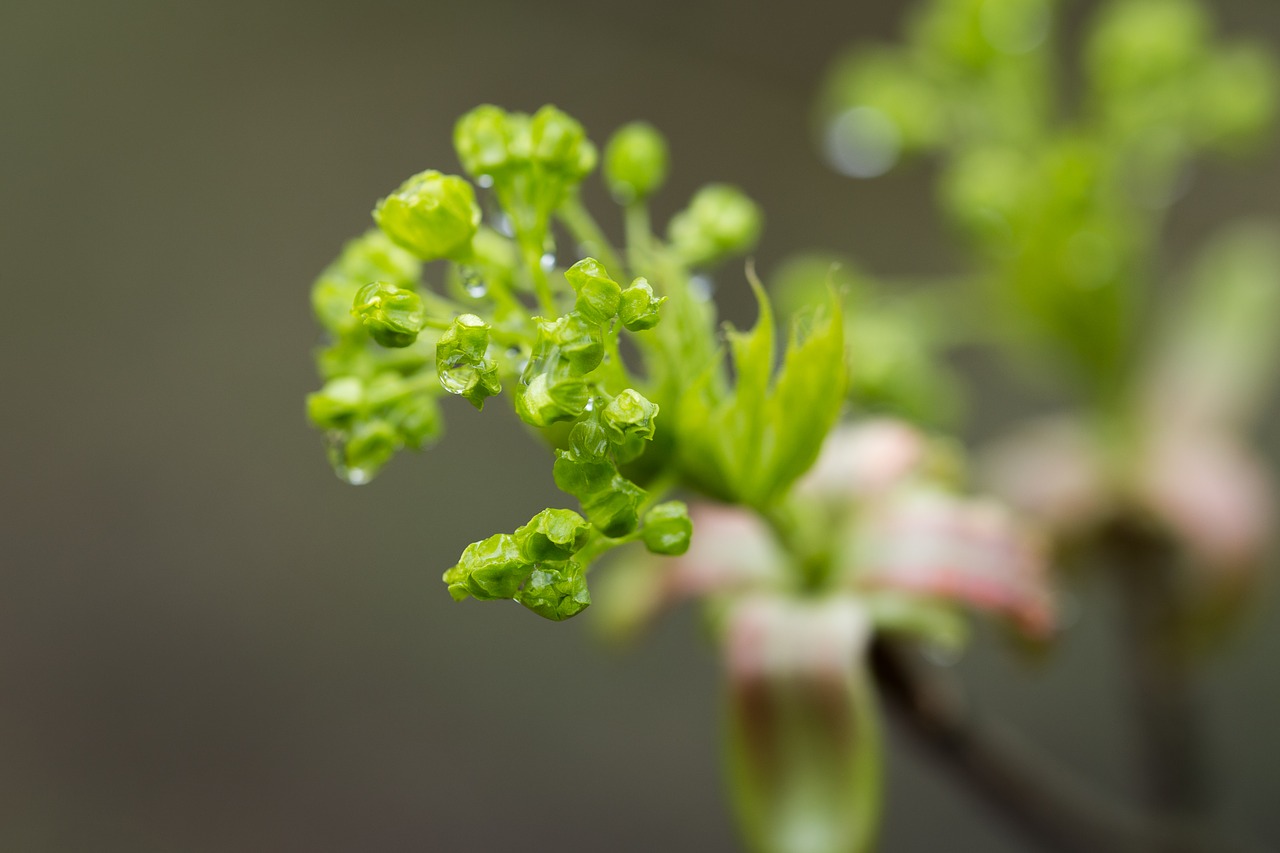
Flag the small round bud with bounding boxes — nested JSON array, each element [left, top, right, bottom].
[[373, 170, 481, 262], [454, 105, 519, 178], [517, 562, 591, 621], [530, 105, 597, 180], [342, 419, 399, 481], [566, 257, 622, 324], [385, 392, 443, 449], [668, 184, 763, 266], [604, 121, 669, 201], [515, 508, 590, 562], [436, 314, 501, 409], [568, 411, 611, 459], [306, 376, 363, 429], [602, 389, 659, 443], [531, 314, 604, 376], [641, 501, 692, 556], [352, 281, 425, 348], [446, 533, 529, 601], [514, 373, 590, 427], [619, 277, 666, 331]]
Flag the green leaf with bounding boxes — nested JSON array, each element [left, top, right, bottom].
[[674, 280, 846, 508], [762, 291, 846, 501]]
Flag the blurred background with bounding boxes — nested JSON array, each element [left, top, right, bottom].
[[2, 0, 1278, 850]]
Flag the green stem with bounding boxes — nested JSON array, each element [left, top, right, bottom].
[[519, 234, 558, 317], [625, 201, 654, 277], [557, 193, 625, 276]]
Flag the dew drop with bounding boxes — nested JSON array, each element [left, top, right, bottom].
[[477, 174, 494, 188], [540, 252, 557, 272], [920, 643, 964, 668], [341, 466, 372, 486], [458, 265, 488, 299], [689, 275, 714, 301], [824, 106, 901, 179]]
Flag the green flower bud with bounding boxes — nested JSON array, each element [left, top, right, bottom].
[[568, 411, 611, 459], [436, 314, 502, 410], [306, 376, 363, 429], [641, 501, 692, 556], [352, 281, 425, 348], [514, 372, 590, 427], [565, 258, 622, 324], [525, 313, 604, 378], [604, 121, 669, 201], [552, 451, 615, 497], [530, 105, 597, 180], [581, 477, 646, 538], [373, 170, 481, 261], [312, 231, 423, 336], [517, 561, 591, 621], [618, 277, 666, 331], [1087, 0, 1208, 94], [454, 104, 522, 178], [384, 392, 443, 449], [552, 452, 646, 537], [668, 184, 763, 266], [444, 533, 530, 601], [515, 508, 591, 562], [341, 418, 399, 481], [603, 389, 659, 443]]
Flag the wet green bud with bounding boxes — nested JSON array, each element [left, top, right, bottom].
[[618, 277, 666, 331], [444, 533, 530, 601], [565, 258, 622, 324], [552, 451, 615, 497], [312, 231, 422, 336], [454, 105, 522, 178], [641, 501, 692, 556], [515, 373, 590, 427], [342, 418, 399, 481], [552, 452, 646, 537], [568, 411, 611, 459], [530, 105, 597, 180], [1087, 0, 1208, 93], [306, 376, 363, 429], [352, 281, 425, 348], [373, 170, 481, 262], [668, 184, 763, 266], [436, 314, 501, 409], [603, 389, 659, 443], [384, 392, 443, 449], [582, 477, 646, 537], [515, 508, 591, 562], [604, 122, 669, 201], [517, 561, 591, 621], [527, 313, 604, 376]]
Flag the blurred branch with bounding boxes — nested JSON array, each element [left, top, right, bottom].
[[869, 638, 1262, 853], [1105, 520, 1209, 823]]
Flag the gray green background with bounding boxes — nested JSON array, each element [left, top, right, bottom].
[[2, 0, 1278, 850]]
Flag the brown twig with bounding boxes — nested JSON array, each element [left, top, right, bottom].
[[869, 638, 1264, 853]]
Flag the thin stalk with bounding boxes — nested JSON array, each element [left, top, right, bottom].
[[557, 193, 625, 277]]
